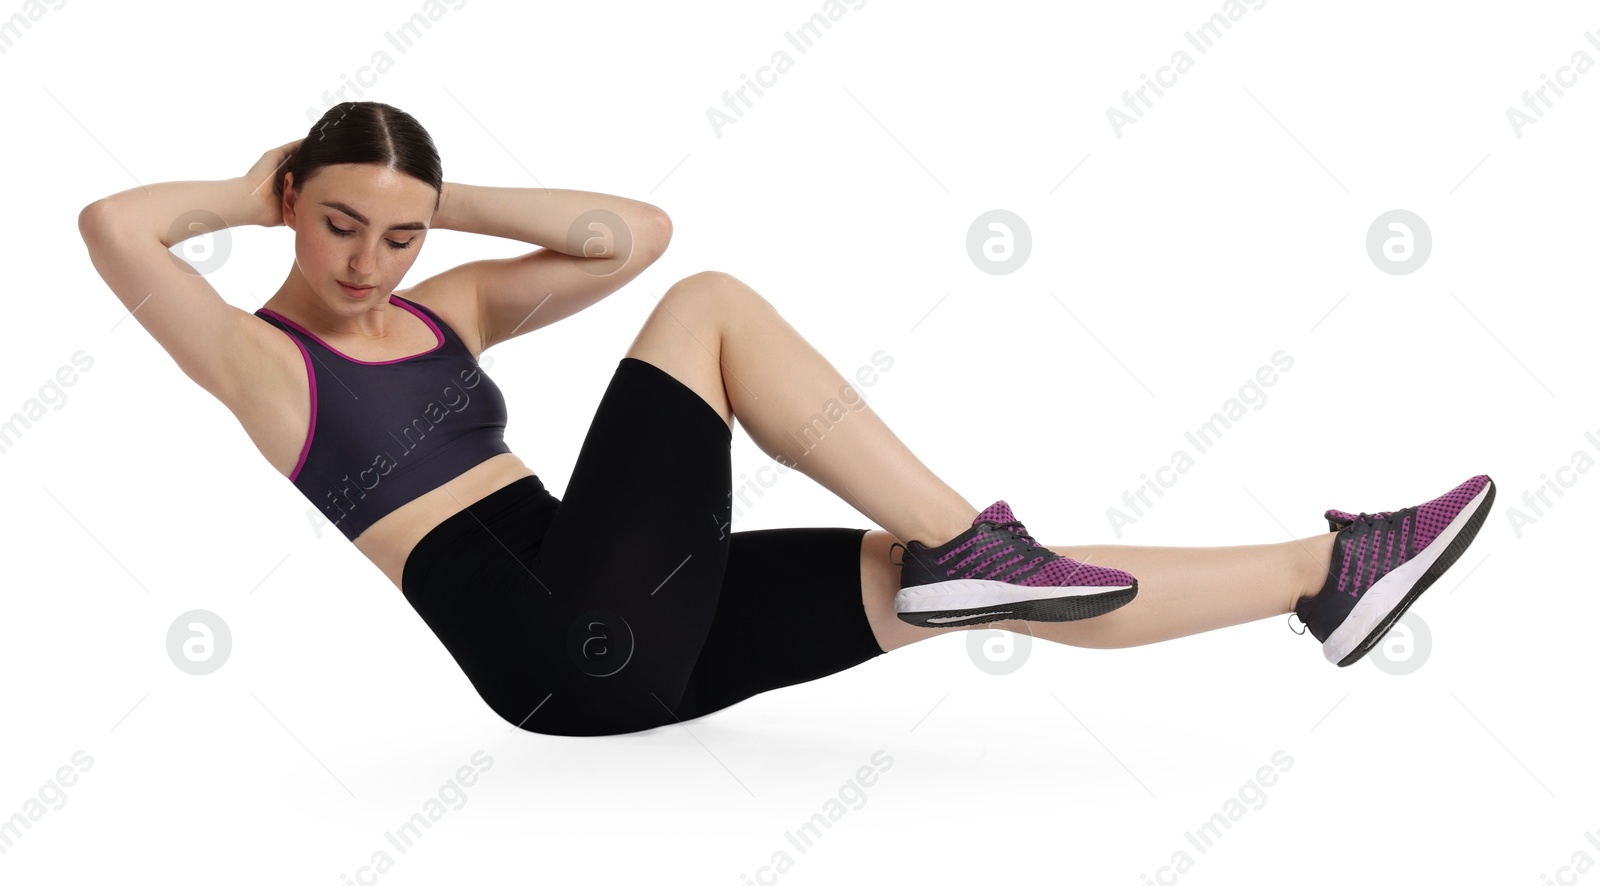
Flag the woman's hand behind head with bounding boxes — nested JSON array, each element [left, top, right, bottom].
[[245, 138, 304, 227]]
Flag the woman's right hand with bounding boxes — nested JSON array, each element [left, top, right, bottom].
[[244, 138, 303, 227]]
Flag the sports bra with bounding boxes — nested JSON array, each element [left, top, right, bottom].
[[253, 294, 514, 541]]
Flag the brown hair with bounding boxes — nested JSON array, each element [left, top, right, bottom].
[[274, 101, 443, 209]]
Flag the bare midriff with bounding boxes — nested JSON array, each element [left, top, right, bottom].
[[352, 452, 538, 591]]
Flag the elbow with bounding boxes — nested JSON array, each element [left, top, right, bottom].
[[643, 207, 672, 260], [78, 199, 118, 247]]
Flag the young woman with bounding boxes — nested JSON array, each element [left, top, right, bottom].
[[78, 101, 1494, 737]]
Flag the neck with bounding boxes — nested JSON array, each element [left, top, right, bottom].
[[265, 266, 394, 339]]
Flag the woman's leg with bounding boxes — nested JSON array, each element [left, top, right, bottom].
[[624, 270, 1345, 654], [855, 529, 1340, 652], [624, 271, 981, 550], [519, 357, 741, 736], [675, 526, 886, 722]]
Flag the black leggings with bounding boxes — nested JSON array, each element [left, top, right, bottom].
[[400, 357, 886, 736]]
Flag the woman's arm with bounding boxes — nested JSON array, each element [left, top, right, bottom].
[[431, 183, 667, 260], [423, 184, 672, 352], [83, 176, 276, 247], [78, 175, 279, 404]]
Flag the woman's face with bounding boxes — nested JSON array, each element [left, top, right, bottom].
[[281, 163, 437, 309]]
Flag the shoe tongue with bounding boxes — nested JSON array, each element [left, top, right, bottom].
[[976, 500, 1016, 527], [1325, 508, 1359, 528]]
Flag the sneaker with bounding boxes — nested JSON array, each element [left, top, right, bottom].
[[1295, 474, 1495, 667], [890, 500, 1138, 628]]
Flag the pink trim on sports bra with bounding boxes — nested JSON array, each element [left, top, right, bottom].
[[284, 333, 317, 482], [256, 294, 444, 365]]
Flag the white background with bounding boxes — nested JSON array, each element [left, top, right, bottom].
[[3, 0, 1594, 883]]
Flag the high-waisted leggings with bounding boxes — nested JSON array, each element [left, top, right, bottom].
[[400, 357, 887, 737]]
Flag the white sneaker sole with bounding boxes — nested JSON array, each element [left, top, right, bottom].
[[895, 579, 1136, 627]]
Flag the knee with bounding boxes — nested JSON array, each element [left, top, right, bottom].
[[669, 269, 744, 292], [662, 270, 774, 316]]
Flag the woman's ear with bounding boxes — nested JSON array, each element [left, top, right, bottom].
[[281, 172, 297, 229]]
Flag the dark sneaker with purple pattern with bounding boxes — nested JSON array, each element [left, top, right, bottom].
[[1295, 474, 1495, 667], [890, 500, 1138, 628]]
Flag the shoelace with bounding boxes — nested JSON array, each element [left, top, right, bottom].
[[1342, 509, 1395, 526], [992, 519, 1044, 552]]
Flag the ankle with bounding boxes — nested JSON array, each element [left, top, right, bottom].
[[1291, 532, 1338, 608], [906, 507, 980, 548]]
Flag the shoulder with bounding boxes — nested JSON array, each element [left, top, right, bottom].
[[394, 267, 485, 359]]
